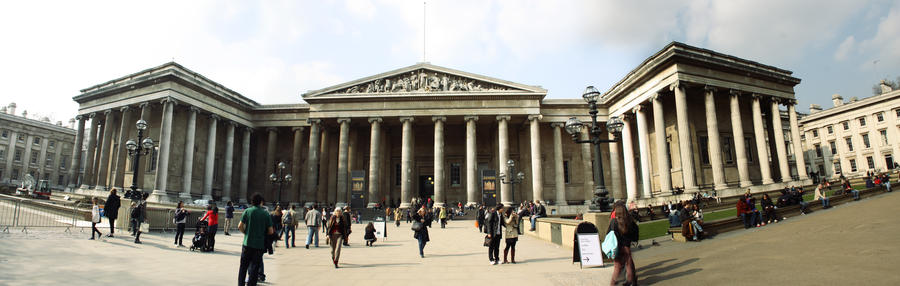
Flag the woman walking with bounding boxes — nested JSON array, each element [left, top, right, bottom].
[[394, 208, 402, 227], [609, 201, 639, 286], [326, 209, 347, 268], [364, 222, 377, 246], [199, 205, 219, 251], [90, 197, 102, 240], [104, 188, 120, 237], [503, 207, 519, 264], [270, 205, 284, 245], [412, 206, 430, 258], [173, 201, 189, 247]]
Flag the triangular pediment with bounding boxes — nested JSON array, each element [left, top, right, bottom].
[[302, 63, 546, 98]]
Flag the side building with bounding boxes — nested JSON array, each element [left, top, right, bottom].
[[799, 82, 900, 179], [0, 103, 78, 190]]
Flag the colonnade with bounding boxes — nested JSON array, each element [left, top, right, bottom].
[[614, 81, 809, 202]]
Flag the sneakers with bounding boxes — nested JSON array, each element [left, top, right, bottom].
[[89, 237, 95, 240], [490, 260, 498, 265], [305, 244, 309, 249]]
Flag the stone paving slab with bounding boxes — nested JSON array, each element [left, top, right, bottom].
[[0, 218, 611, 285]]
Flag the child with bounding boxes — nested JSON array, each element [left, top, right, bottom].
[[364, 222, 377, 246], [90, 197, 102, 240]]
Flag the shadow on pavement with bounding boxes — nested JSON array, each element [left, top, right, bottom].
[[338, 262, 420, 268], [637, 257, 698, 277], [636, 258, 676, 272], [632, 257, 700, 284], [640, 268, 702, 284], [426, 252, 481, 257]]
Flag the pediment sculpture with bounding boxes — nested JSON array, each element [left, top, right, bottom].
[[336, 69, 513, 94]]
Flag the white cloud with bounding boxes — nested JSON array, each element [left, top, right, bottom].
[[346, 0, 377, 19], [856, 4, 900, 73], [834, 36, 856, 61]]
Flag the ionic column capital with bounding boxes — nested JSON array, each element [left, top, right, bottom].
[[632, 104, 645, 114], [139, 102, 150, 109], [704, 85, 718, 93], [729, 89, 742, 97], [431, 116, 446, 123], [209, 114, 220, 121], [495, 115, 510, 122], [103, 109, 113, 116], [267, 127, 278, 133], [751, 93, 764, 100], [368, 117, 383, 124], [550, 122, 565, 128], [291, 126, 305, 132], [650, 92, 664, 101], [244, 127, 254, 133], [188, 106, 200, 113], [669, 81, 683, 91], [87, 112, 97, 119], [463, 115, 478, 122], [527, 114, 542, 121], [227, 120, 239, 128], [337, 117, 351, 124], [75, 114, 84, 120], [119, 106, 130, 113], [160, 97, 177, 106], [307, 118, 322, 126]]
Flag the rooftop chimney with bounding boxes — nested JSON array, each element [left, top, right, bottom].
[[0, 106, 5, 114], [56, 121, 62, 126], [21, 110, 27, 118], [68, 118, 76, 129], [882, 80, 894, 94], [809, 104, 822, 114], [849, 97, 858, 103], [832, 94, 843, 107], [7, 102, 15, 115]]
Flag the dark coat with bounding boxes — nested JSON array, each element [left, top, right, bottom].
[[105, 193, 121, 220], [342, 211, 352, 233], [412, 213, 429, 242]]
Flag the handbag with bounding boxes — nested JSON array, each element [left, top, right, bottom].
[[139, 221, 150, 233], [601, 230, 618, 259], [411, 221, 423, 232], [483, 235, 491, 247]]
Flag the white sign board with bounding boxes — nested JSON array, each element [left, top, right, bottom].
[[577, 233, 603, 268], [374, 221, 386, 238]]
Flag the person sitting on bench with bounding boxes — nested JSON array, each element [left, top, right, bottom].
[[814, 184, 831, 208], [843, 180, 860, 200], [736, 194, 755, 229], [761, 193, 779, 224], [668, 204, 682, 228], [796, 187, 810, 214], [646, 204, 655, 220]]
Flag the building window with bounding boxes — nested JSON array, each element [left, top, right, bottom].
[[60, 155, 69, 169], [834, 161, 842, 174], [862, 133, 871, 149], [881, 129, 888, 145], [147, 146, 159, 172], [450, 163, 461, 186], [11, 169, 18, 180], [45, 155, 53, 167], [32, 137, 40, 145], [896, 109, 900, 118], [814, 144, 822, 158], [829, 141, 837, 156], [859, 117, 866, 126], [698, 136, 710, 165], [876, 112, 885, 122], [827, 125, 833, 134], [850, 159, 857, 172], [745, 138, 754, 163], [48, 140, 55, 148], [842, 121, 850, 130], [0, 146, 5, 161], [14, 149, 22, 162], [845, 137, 854, 151], [57, 175, 65, 186], [722, 136, 735, 164], [30, 151, 39, 164], [395, 164, 401, 186], [563, 160, 570, 184], [811, 130, 818, 138], [0, 130, 7, 138], [17, 134, 25, 142], [867, 156, 875, 169]]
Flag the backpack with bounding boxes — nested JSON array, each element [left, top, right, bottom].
[[601, 230, 618, 259], [283, 211, 293, 225], [174, 209, 187, 222]]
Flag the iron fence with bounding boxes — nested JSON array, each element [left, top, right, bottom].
[[0, 196, 93, 233]]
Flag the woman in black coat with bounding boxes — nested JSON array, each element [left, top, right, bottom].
[[412, 207, 430, 258], [105, 188, 121, 237]]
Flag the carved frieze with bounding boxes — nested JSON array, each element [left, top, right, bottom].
[[327, 68, 514, 95]]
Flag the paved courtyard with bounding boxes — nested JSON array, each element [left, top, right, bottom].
[[0, 217, 611, 285]]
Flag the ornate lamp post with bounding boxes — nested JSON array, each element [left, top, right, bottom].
[[125, 119, 155, 198], [564, 86, 624, 212], [269, 161, 292, 205], [498, 159, 525, 205]]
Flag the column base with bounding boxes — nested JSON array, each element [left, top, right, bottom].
[[434, 202, 446, 208], [335, 202, 347, 209], [739, 181, 753, 188], [239, 198, 248, 204], [685, 187, 700, 193], [713, 184, 729, 190], [304, 202, 315, 208], [465, 201, 477, 207], [201, 195, 213, 201], [556, 201, 568, 206], [221, 196, 231, 203], [95, 186, 107, 193], [762, 179, 775, 185], [148, 190, 170, 203], [179, 192, 193, 200], [501, 201, 513, 207], [367, 202, 378, 208], [798, 176, 809, 181], [400, 202, 411, 209]]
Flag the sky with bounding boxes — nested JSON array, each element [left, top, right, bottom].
[[1, 0, 899, 123]]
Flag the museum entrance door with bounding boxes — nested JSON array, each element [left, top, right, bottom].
[[418, 175, 434, 201]]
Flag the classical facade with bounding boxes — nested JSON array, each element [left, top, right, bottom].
[[799, 82, 900, 179], [70, 42, 813, 209], [0, 103, 78, 189]]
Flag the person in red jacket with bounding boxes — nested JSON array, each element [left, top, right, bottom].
[[736, 194, 752, 229], [200, 205, 220, 251]]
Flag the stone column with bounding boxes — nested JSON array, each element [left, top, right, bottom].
[[222, 121, 236, 203], [317, 128, 330, 203], [608, 133, 624, 200], [771, 99, 790, 182], [239, 127, 251, 203], [400, 117, 415, 209], [202, 114, 219, 201], [81, 113, 98, 188], [137, 102, 151, 190], [153, 98, 175, 199], [265, 127, 278, 199], [367, 118, 383, 208], [751, 94, 774, 184], [464, 115, 478, 206], [180, 107, 198, 200], [68, 116, 85, 187], [291, 127, 305, 203], [580, 128, 594, 205], [37, 136, 49, 183], [89, 123, 104, 186], [621, 115, 638, 201], [528, 114, 544, 203], [336, 118, 351, 207], [432, 116, 446, 207], [3, 130, 17, 183], [304, 119, 322, 205], [496, 115, 511, 205], [634, 105, 652, 198], [651, 94, 672, 194], [112, 106, 131, 189], [704, 87, 727, 190], [672, 82, 697, 192], [95, 110, 116, 190], [788, 103, 808, 180], [551, 122, 567, 205], [730, 91, 752, 187], [50, 137, 63, 187]]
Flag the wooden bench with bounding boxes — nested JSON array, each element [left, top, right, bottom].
[[668, 186, 888, 242]]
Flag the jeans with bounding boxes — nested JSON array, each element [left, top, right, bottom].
[[108, 218, 116, 235], [820, 198, 830, 208], [799, 201, 809, 213], [530, 215, 541, 231], [91, 222, 101, 238], [175, 223, 186, 245], [488, 235, 501, 262], [284, 225, 295, 248], [207, 224, 218, 250], [886, 182, 892, 192], [690, 220, 704, 237], [850, 189, 860, 199], [238, 246, 264, 286], [741, 213, 750, 228], [306, 226, 319, 247], [417, 234, 427, 257]]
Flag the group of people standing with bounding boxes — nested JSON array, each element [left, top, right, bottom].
[[89, 188, 147, 244], [481, 204, 521, 265]]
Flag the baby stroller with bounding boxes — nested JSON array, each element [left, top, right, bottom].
[[190, 220, 212, 252]]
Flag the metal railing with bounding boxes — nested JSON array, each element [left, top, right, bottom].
[[0, 196, 93, 233]]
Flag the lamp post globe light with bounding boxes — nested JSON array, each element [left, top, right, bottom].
[[126, 119, 154, 199], [269, 161, 292, 205], [565, 86, 624, 212], [498, 159, 526, 205]]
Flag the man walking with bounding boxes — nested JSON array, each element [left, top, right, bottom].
[[224, 201, 235, 235], [283, 205, 298, 248], [485, 204, 504, 265], [105, 188, 121, 237], [342, 207, 352, 246], [305, 205, 321, 249], [239, 193, 274, 286]]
